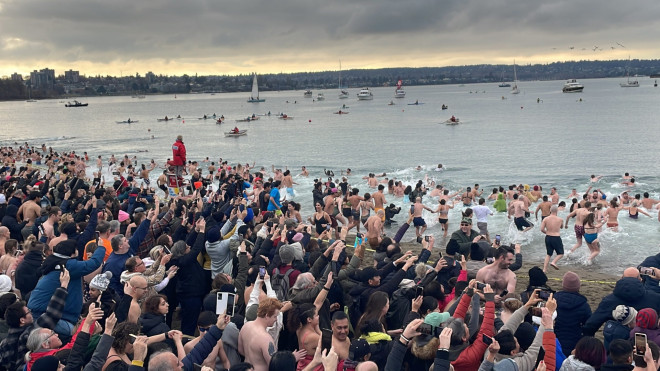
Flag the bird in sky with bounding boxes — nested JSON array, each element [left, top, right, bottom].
[[616, 42, 625, 48], [569, 46, 574, 49], [593, 46, 600, 51]]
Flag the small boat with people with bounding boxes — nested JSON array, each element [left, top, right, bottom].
[[225, 128, 248, 137], [116, 119, 138, 124], [407, 100, 424, 105], [247, 73, 266, 102], [304, 90, 313, 98], [65, 100, 88, 107], [235, 115, 259, 122], [441, 104, 448, 110], [444, 116, 460, 125], [316, 93, 325, 101], [278, 114, 294, 120], [562, 79, 584, 93], [157, 117, 175, 122], [357, 88, 373, 100], [334, 110, 349, 114]]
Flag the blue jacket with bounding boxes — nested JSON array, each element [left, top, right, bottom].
[[103, 219, 151, 296], [583, 277, 660, 336], [603, 320, 632, 351], [28, 245, 106, 324], [554, 291, 592, 357]]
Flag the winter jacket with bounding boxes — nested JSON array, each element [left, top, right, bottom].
[[1, 204, 27, 242], [172, 231, 209, 298], [206, 219, 242, 278], [603, 320, 632, 352], [348, 262, 405, 312], [102, 219, 151, 296], [629, 326, 660, 347], [28, 245, 106, 325], [447, 228, 480, 256], [583, 277, 660, 336], [559, 355, 596, 371], [555, 290, 592, 356], [14, 250, 43, 298], [140, 312, 170, 336], [170, 139, 186, 166], [451, 291, 495, 371]]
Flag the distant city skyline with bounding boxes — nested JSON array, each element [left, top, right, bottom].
[[1, 0, 659, 77]]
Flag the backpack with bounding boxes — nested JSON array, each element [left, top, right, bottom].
[[271, 268, 294, 301]]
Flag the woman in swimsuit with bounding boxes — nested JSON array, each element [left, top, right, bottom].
[[434, 199, 454, 237], [625, 200, 650, 220], [285, 201, 303, 223], [583, 212, 604, 264], [358, 193, 374, 229], [309, 202, 331, 237]]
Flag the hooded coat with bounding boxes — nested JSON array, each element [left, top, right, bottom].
[[558, 355, 596, 371], [1, 205, 27, 242], [582, 277, 660, 336], [171, 139, 186, 166], [554, 290, 592, 356]]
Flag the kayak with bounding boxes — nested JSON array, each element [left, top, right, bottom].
[[278, 116, 294, 120], [224, 130, 248, 137], [407, 102, 424, 105], [235, 117, 259, 122], [333, 111, 349, 114], [444, 118, 460, 125], [157, 118, 174, 122], [116, 120, 138, 124]]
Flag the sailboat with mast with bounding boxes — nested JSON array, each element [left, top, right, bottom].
[[338, 60, 349, 99], [247, 73, 265, 102], [511, 60, 520, 94], [620, 56, 639, 87]]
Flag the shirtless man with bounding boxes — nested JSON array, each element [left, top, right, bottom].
[[96, 155, 103, 172], [566, 188, 579, 200], [41, 206, 62, 245], [429, 185, 444, 198], [471, 184, 483, 200], [590, 174, 603, 183], [365, 210, 384, 249], [508, 194, 533, 232], [540, 205, 564, 272], [324, 189, 346, 236], [621, 178, 636, 187], [439, 188, 462, 203], [17, 191, 42, 239], [535, 196, 552, 221], [366, 174, 378, 188], [299, 166, 309, 177], [330, 311, 350, 360], [475, 245, 517, 299], [564, 201, 592, 255], [371, 185, 387, 222], [549, 187, 559, 205], [412, 197, 434, 242], [347, 189, 364, 232], [157, 171, 169, 197], [239, 298, 283, 371], [506, 185, 516, 200], [641, 192, 659, 210], [282, 170, 297, 198], [126, 275, 148, 323]]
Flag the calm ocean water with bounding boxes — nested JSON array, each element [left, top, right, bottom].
[[1, 77, 659, 273]]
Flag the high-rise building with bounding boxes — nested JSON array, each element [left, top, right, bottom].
[[30, 68, 56, 88], [10, 73, 23, 81], [64, 69, 80, 83]]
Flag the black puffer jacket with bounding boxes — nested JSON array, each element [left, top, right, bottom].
[[140, 312, 170, 336], [14, 250, 43, 298]]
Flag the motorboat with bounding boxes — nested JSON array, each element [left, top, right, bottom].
[[444, 117, 460, 125], [562, 79, 584, 93], [304, 90, 313, 98], [394, 80, 405, 98], [65, 100, 88, 107], [225, 129, 248, 137], [247, 73, 265, 102], [357, 88, 373, 100], [316, 93, 325, 101]]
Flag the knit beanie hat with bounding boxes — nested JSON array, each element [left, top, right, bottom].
[[636, 308, 658, 330], [118, 210, 130, 223], [279, 244, 295, 265], [424, 312, 450, 328], [528, 266, 548, 287], [206, 226, 221, 243], [0, 275, 12, 293], [54, 240, 78, 257], [514, 322, 536, 351], [612, 305, 638, 326], [32, 355, 60, 371], [349, 339, 371, 361], [562, 271, 581, 292], [90, 271, 112, 291]]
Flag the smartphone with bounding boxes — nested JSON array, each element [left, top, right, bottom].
[[538, 291, 551, 300], [321, 328, 333, 353], [357, 232, 363, 238], [500, 290, 509, 297], [639, 266, 656, 277], [129, 333, 138, 344], [482, 334, 493, 345], [417, 323, 433, 335], [424, 235, 430, 242], [495, 234, 501, 245], [266, 221, 274, 228], [475, 282, 486, 290], [454, 253, 462, 262], [326, 224, 331, 231], [216, 292, 236, 316], [415, 286, 424, 298], [259, 266, 266, 279], [410, 205, 415, 214], [162, 245, 171, 255], [95, 231, 100, 241], [635, 333, 647, 356]]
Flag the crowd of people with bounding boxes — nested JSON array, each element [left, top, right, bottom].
[[0, 139, 659, 371]]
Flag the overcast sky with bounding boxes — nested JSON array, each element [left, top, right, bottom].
[[1, 0, 659, 77]]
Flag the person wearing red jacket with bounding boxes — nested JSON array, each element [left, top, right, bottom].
[[168, 135, 186, 179]]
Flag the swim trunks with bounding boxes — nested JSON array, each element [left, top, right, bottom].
[[375, 207, 385, 222], [514, 217, 532, 231], [606, 222, 618, 228], [342, 207, 352, 218], [477, 222, 488, 235], [286, 187, 294, 196], [329, 214, 338, 228], [413, 217, 426, 227], [351, 209, 360, 219], [574, 224, 585, 239], [545, 235, 564, 255], [438, 218, 448, 225], [584, 233, 598, 244]]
